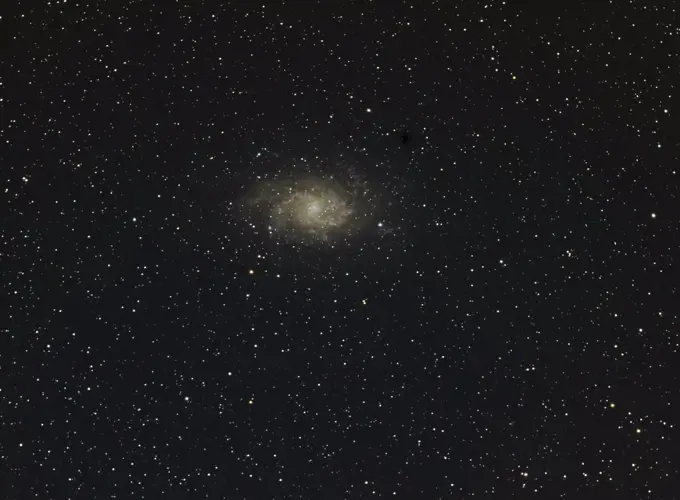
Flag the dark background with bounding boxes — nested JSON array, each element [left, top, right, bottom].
[[2, 1, 679, 498]]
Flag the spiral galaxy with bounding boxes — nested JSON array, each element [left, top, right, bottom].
[[242, 170, 374, 244]]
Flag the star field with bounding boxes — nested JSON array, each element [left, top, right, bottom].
[[2, 1, 679, 499]]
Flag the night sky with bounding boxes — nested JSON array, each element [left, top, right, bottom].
[[3, 1, 679, 499]]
